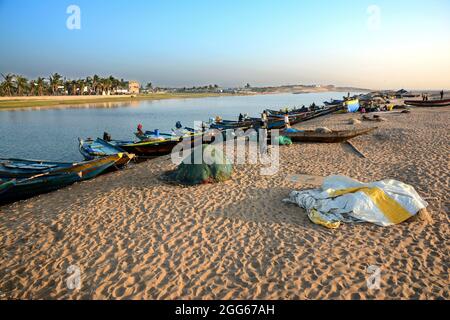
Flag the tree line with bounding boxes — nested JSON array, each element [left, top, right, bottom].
[[0, 73, 135, 96]]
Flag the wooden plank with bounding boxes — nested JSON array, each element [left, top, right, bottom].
[[345, 140, 367, 158]]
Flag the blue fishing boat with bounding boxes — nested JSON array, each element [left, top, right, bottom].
[[0, 155, 123, 203], [1, 173, 82, 203], [78, 138, 135, 167], [0, 154, 124, 179]]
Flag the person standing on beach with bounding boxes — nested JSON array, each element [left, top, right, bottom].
[[440, 90, 444, 100], [284, 112, 291, 128], [261, 110, 268, 129], [259, 111, 269, 155], [136, 123, 145, 138]]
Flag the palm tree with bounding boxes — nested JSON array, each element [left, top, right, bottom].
[[49, 73, 62, 95], [145, 82, 153, 92], [36, 77, 46, 96], [1, 73, 15, 96], [102, 77, 112, 95], [0, 82, 5, 96], [109, 76, 119, 94], [77, 79, 85, 95], [63, 80, 72, 95], [120, 78, 128, 89], [92, 75, 101, 95], [15, 75, 28, 96], [29, 80, 36, 96], [85, 76, 93, 94]]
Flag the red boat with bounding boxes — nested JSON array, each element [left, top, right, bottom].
[[404, 99, 450, 107]]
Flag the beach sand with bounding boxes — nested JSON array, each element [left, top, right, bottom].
[[0, 107, 448, 300]]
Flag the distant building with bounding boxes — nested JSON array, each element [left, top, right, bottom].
[[128, 81, 140, 94], [115, 88, 129, 95]]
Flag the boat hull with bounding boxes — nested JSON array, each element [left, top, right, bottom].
[[281, 127, 377, 143], [0, 155, 121, 203], [404, 99, 450, 107], [0, 154, 124, 178], [116, 132, 219, 157]]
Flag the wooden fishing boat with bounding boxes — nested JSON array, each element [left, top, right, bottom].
[[78, 138, 135, 167], [280, 127, 377, 143], [404, 99, 450, 107], [254, 105, 342, 129], [136, 128, 202, 142], [0, 173, 81, 203], [109, 139, 181, 157], [109, 130, 220, 157], [266, 108, 308, 116], [0, 155, 123, 203], [209, 119, 255, 131], [0, 154, 124, 178]]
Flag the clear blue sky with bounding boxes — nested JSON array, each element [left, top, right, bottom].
[[0, 0, 449, 89]]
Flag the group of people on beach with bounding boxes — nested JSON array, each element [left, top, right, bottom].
[[422, 90, 445, 101]]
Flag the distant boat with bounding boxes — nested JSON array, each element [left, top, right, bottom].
[[78, 138, 135, 167], [0, 154, 124, 179], [404, 99, 450, 107], [281, 127, 377, 143], [324, 99, 344, 106]]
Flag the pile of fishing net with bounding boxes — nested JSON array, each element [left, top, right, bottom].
[[161, 144, 233, 185], [277, 136, 293, 145]]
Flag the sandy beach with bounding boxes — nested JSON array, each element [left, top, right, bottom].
[[0, 107, 448, 300]]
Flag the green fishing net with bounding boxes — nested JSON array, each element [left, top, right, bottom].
[[163, 144, 233, 185], [277, 136, 293, 145]]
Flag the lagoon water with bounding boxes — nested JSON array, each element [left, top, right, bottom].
[[0, 92, 357, 161]]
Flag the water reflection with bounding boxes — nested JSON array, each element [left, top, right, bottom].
[[4, 100, 141, 112]]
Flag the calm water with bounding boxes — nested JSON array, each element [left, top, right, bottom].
[[0, 92, 357, 161]]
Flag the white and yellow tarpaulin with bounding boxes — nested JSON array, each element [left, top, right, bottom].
[[283, 175, 428, 229]]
